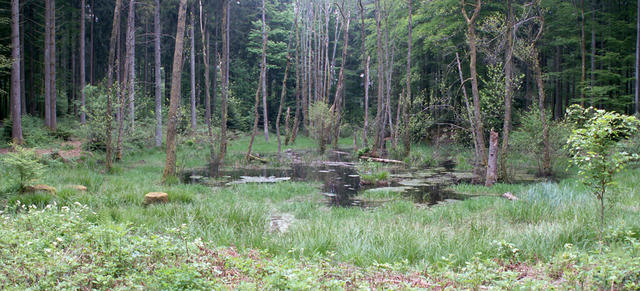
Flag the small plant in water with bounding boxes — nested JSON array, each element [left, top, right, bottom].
[[565, 105, 640, 244]]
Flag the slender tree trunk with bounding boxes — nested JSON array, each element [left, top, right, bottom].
[[590, 7, 596, 105], [190, 10, 197, 132], [199, 0, 211, 132], [218, 0, 230, 165], [127, 0, 135, 131], [154, 0, 162, 147], [80, 0, 86, 124], [403, 0, 412, 157], [162, 0, 188, 180], [247, 72, 263, 160], [261, 0, 270, 142], [332, 8, 350, 149], [19, 5, 25, 116], [50, 0, 56, 131], [44, 0, 51, 129], [500, 0, 513, 180], [373, 0, 384, 154], [456, 52, 479, 174], [534, 56, 551, 176], [11, 0, 22, 144], [580, 0, 586, 106], [106, 0, 123, 171], [276, 56, 291, 155], [636, 0, 640, 114], [461, 0, 486, 183], [290, 0, 301, 145], [359, 0, 369, 149], [90, 0, 94, 84]]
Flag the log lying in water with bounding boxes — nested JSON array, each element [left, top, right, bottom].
[[359, 155, 405, 165]]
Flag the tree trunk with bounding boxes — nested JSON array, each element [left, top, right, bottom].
[[199, 0, 211, 133], [247, 72, 264, 160], [289, 0, 301, 145], [590, 6, 596, 105], [11, 0, 22, 144], [580, 0, 586, 106], [154, 0, 162, 147], [162, 0, 188, 181], [190, 9, 197, 132], [485, 130, 498, 187], [218, 0, 230, 165], [44, 0, 51, 129], [80, 0, 86, 124], [534, 56, 551, 177], [106, 0, 123, 171], [50, 0, 57, 131], [276, 56, 291, 155], [632, 0, 640, 114], [332, 8, 350, 149], [127, 0, 135, 131], [456, 52, 479, 169], [500, 0, 513, 180], [261, 0, 270, 142], [364, 56, 370, 147], [373, 0, 384, 154], [404, 0, 412, 157], [461, 0, 486, 183]]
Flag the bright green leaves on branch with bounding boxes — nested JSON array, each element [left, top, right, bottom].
[[565, 105, 640, 242]]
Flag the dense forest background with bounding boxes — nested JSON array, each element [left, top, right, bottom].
[[0, 0, 638, 152]]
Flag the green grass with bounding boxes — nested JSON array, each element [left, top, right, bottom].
[[2, 128, 640, 289]]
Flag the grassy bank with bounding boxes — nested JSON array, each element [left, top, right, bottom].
[[1, 132, 640, 289]]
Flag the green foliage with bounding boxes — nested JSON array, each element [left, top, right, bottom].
[[2, 145, 45, 191], [566, 105, 640, 239], [307, 101, 335, 153], [510, 105, 570, 175]]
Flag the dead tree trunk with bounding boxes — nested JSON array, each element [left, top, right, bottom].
[[461, 0, 486, 183], [358, 0, 369, 148], [199, 0, 211, 134], [127, 0, 135, 131], [162, 0, 188, 180], [531, 13, 551, 177], [11, 0, 22, 144], [289, 0, 301, 145], [485, 129, 498, 187], [154, 0, 162, 147]]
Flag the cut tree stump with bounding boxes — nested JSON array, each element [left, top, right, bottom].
[[23, 184, 57, 195], [144, 192, 168, 204]]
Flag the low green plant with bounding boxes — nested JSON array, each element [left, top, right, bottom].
[[2, 145, 45, 191], [565, 105, 640, 243]]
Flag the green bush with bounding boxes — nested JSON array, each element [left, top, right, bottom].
[[2, 145, 45, 191]]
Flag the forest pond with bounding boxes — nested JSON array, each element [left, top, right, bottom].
[[181, 158, 475, 208]]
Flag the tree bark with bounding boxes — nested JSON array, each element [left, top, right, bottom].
[[261, 0, 270, 142], [373, 0, 384, 154], [154, 0, 162, 147], [162, 0, 188, 181], [127, 0, 135, 131], [199, 0, 211, 133], [358, 0, 369, 148], [580, 0, 586, 106], [190, 9, 197, 132], [44, 0, 51, 129], [485, 130, 498, 187], [403, 0, 412, 157], [461, 0, 486, 183], [632, 0, 640, 114], [332, 7, 350, 149], [531, 14, 551, 177], [218, 0, 230, 165], [500, 0, 513, 180], [456, 51, 479, 169], [106, 0, 123, 171], [50, 0, 57, 131], [80, 0, 86, 124], [11, 0, 22, 144], [289, 0, 301, 145]]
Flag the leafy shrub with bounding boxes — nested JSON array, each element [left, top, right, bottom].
[[308, 101, 336, 153], [565, 105, 640, 242], [2, 145, 45, 191]]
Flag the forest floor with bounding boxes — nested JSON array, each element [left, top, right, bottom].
[[1, 132, 640, 289]]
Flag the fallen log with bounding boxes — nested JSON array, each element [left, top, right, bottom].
[[502, 192, 519, 201], [248, 154, 268, 163], [359, 155, 405, 165]]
